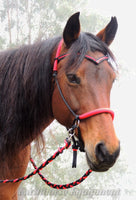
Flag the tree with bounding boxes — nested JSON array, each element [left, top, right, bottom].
[[1, 0, 15, 46], [0, 0, 109, 48]]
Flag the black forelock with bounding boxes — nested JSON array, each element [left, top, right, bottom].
[[64, 32, 115, 72]]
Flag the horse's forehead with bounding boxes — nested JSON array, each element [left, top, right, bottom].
[[76, 53, 116, 82]]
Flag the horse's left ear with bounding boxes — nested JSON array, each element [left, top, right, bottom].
[[63, 12, 80, 48], [96, 17, 118, 46]]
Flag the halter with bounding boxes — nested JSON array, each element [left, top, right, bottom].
[[53, 39, 114, 167]]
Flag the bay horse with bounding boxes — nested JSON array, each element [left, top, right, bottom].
[[0, 12, 120, 199]]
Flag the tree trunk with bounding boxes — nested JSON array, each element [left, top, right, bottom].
[[25, 0, 31, 44], [6, 0, 12, 45], [16, 0, 19, 45]]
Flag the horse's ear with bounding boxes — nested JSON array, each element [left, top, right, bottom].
[[63, 12, 80, 47], [96, 17, 118, 46]]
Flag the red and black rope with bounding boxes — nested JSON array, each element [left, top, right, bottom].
[[31, 157, 92, 189], [0, 138, 92, 189]]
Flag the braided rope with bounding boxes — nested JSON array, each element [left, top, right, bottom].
[[30, 157, 92, 189], [0, 138, 92, 189], [0, 139, 70, 184]]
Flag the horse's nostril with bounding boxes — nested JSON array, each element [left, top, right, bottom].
[[95, 142, 107, 162], [95, 142, 120, 165]]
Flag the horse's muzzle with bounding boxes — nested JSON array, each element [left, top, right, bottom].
[[86, 142, 120, 172]]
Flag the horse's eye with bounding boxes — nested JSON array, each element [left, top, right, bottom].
[[66, 74, 81, 84]]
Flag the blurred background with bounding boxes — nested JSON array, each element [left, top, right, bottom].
[[0, 0, 136, 199]]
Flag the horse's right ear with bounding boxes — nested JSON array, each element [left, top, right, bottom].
[[63, 12, 80, 48]]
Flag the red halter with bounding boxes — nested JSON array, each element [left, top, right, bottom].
[[53, 39, 114, 121]]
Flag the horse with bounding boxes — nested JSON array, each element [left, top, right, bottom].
[[0, 12, 120, 199]]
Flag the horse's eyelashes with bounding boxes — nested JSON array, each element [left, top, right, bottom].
[[66, 74, 81, 84]]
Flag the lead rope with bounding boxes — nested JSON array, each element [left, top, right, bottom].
[[0, 128, 92, 189], [30, 156, 92, 189], [30, 131, 92, 189], [0, 139, 70, 184]]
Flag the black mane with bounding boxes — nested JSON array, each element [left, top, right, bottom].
[[0, 37, 60, 156]]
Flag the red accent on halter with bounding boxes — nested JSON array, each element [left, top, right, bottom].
[[85, 55, 108, 64], [53, 39, 109, 71], [53, 39, 63, 71], [79, 108, 114, 120], [53, 39, 114, 121]]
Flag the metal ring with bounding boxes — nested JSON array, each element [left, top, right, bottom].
[[74, 118, 80, 128]]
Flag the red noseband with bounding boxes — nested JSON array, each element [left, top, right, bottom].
[[79, 108, 114, 121], [53, 39, 114, 122]]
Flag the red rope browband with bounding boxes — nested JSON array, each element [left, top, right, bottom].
[[53, 39, 108, 72], [85, 55, 108, 64], [55, 53, 109, 65]]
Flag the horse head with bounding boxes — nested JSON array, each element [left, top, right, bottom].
[[52, 12, 120, 172]]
